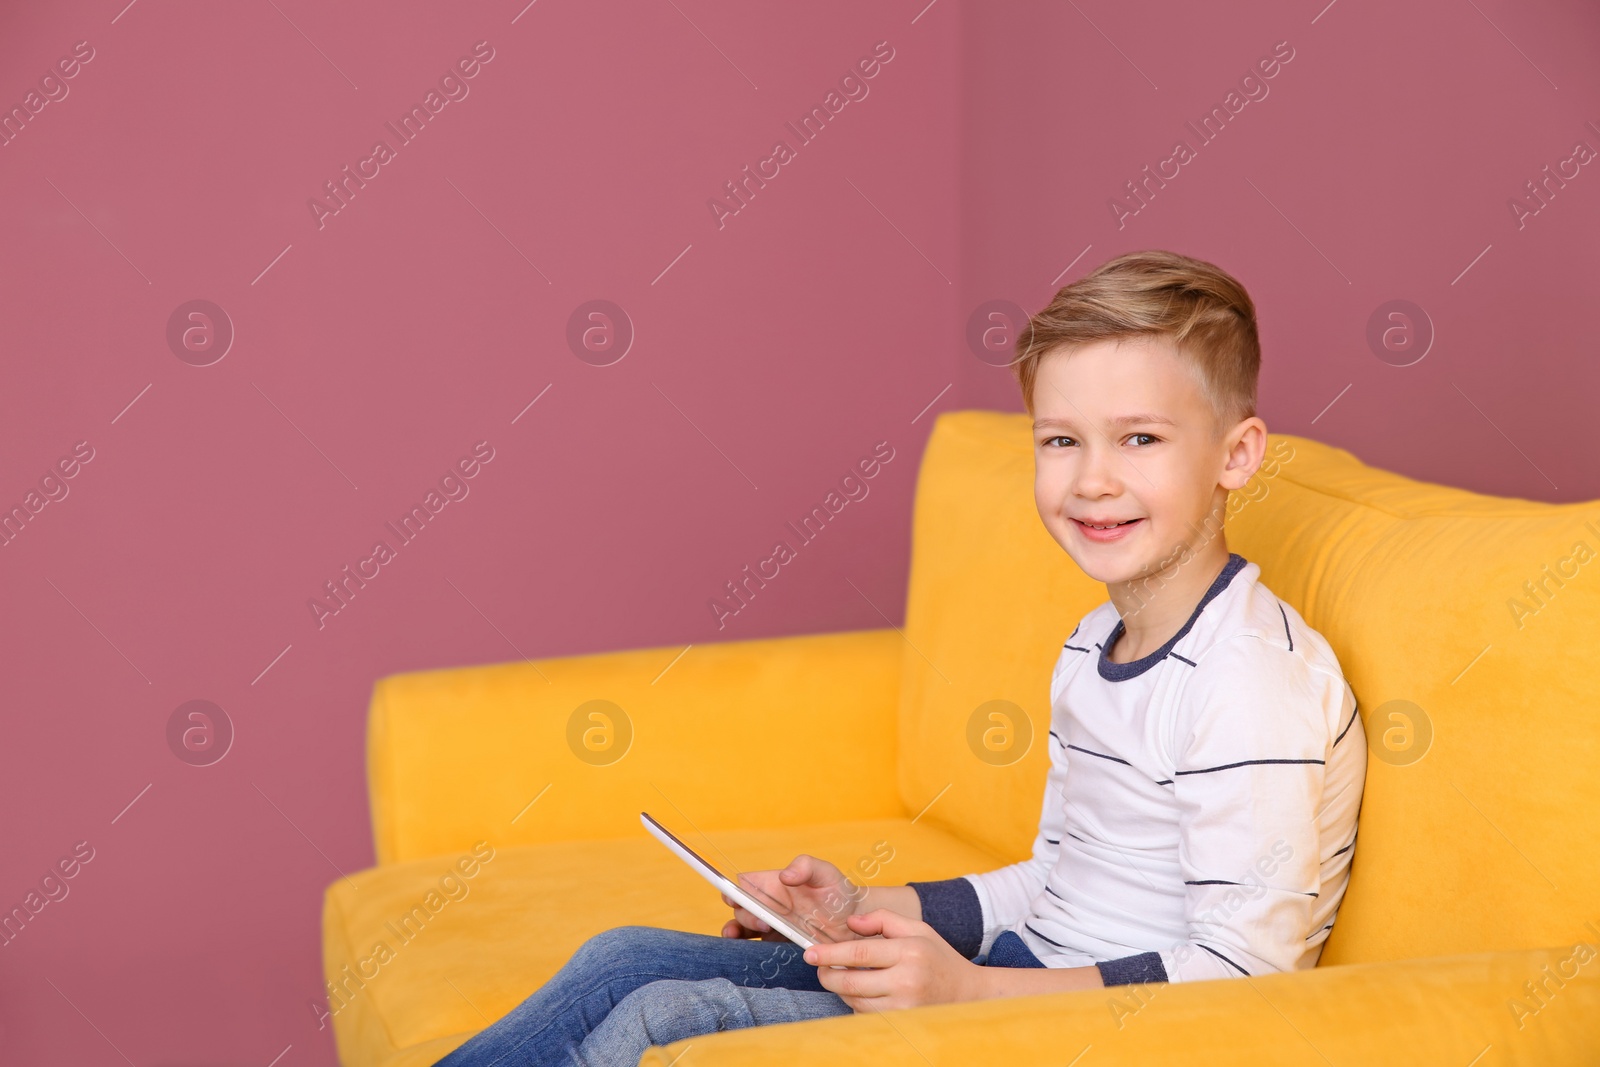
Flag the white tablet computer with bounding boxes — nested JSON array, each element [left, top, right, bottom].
[[640, 811, 843, 952]]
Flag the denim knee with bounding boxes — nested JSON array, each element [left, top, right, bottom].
[[599, 977, 748, 1049], [567, 925, 681, 977]]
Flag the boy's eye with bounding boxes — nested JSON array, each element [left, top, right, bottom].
[[1039, 434, 1158, 448]]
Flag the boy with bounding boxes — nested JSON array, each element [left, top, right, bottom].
[[768, 248, 1367, 1004], [432, 250, 1366, 1065]]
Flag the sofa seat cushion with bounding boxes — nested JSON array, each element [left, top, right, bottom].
[[322, 817, 1007, 1067], [634, 942, 1600, 1067]]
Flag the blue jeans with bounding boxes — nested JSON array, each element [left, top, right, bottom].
[[431, 925, 1044, 1067]]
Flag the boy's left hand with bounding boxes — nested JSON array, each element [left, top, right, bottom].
[[804, 909, 990, 1011]]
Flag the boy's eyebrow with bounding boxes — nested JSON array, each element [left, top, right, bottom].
[[1033, 413, 1178, 431]]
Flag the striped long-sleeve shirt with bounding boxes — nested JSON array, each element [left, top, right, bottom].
[[909, 553, 1367, 986]]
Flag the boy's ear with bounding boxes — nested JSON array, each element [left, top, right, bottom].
[[1219, 417, 1269, 490]]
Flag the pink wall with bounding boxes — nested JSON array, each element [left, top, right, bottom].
[[957, 0, 1600, 501], [1, 1, 1594, 1064]]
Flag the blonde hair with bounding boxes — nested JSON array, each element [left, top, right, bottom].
[[1012, 249, 1260, 435]]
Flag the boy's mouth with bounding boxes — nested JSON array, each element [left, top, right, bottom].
[[1071, 517, 1144, 543]]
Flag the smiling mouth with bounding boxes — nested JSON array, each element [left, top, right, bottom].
[[1070, 517, 1145, 543]]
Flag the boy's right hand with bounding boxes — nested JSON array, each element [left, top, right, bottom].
[[719, 854, 866, 943]]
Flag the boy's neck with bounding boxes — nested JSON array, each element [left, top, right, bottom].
[[1104, 540, 1233, 663]]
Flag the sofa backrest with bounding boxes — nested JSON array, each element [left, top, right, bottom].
[[897, 410, 1600, 966]]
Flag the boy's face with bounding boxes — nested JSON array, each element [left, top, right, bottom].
[[1029, 335, 1262, 586]]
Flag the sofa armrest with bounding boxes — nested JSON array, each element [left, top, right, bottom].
[[368, 627, 905, 865], [638, 943, 1600, 1065]]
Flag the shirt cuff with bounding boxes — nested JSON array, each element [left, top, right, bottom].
[[906, 877, 984, 959], [1096, 950, 1169, 986]]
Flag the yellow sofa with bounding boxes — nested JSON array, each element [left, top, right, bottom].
[[323, 410, 1600, 1065]]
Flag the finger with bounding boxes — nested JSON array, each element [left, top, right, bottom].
[[804, 935, 896, 971], [847, 992, 895, 1014], [783, 854, 836, 889], [733, 907, 771, 933], [734, 872, 787, 916], [720, 906, 772, 938], [779, 854, 812, 884], [723, 886, 771, 929], [819, 967, 858, 1010], [812, 958, 894, 1001], [724, 893, 772, 934], [832, 987, 873, 1012], [847, 908, 926, 940], [841, 911, 883, 940]]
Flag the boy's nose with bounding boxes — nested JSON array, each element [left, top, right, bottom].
[[1070, 447, 1124, 496]]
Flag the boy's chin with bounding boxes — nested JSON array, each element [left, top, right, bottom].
[[1056, 537, 1171, 588], [1058, 543, 1151, 586]]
